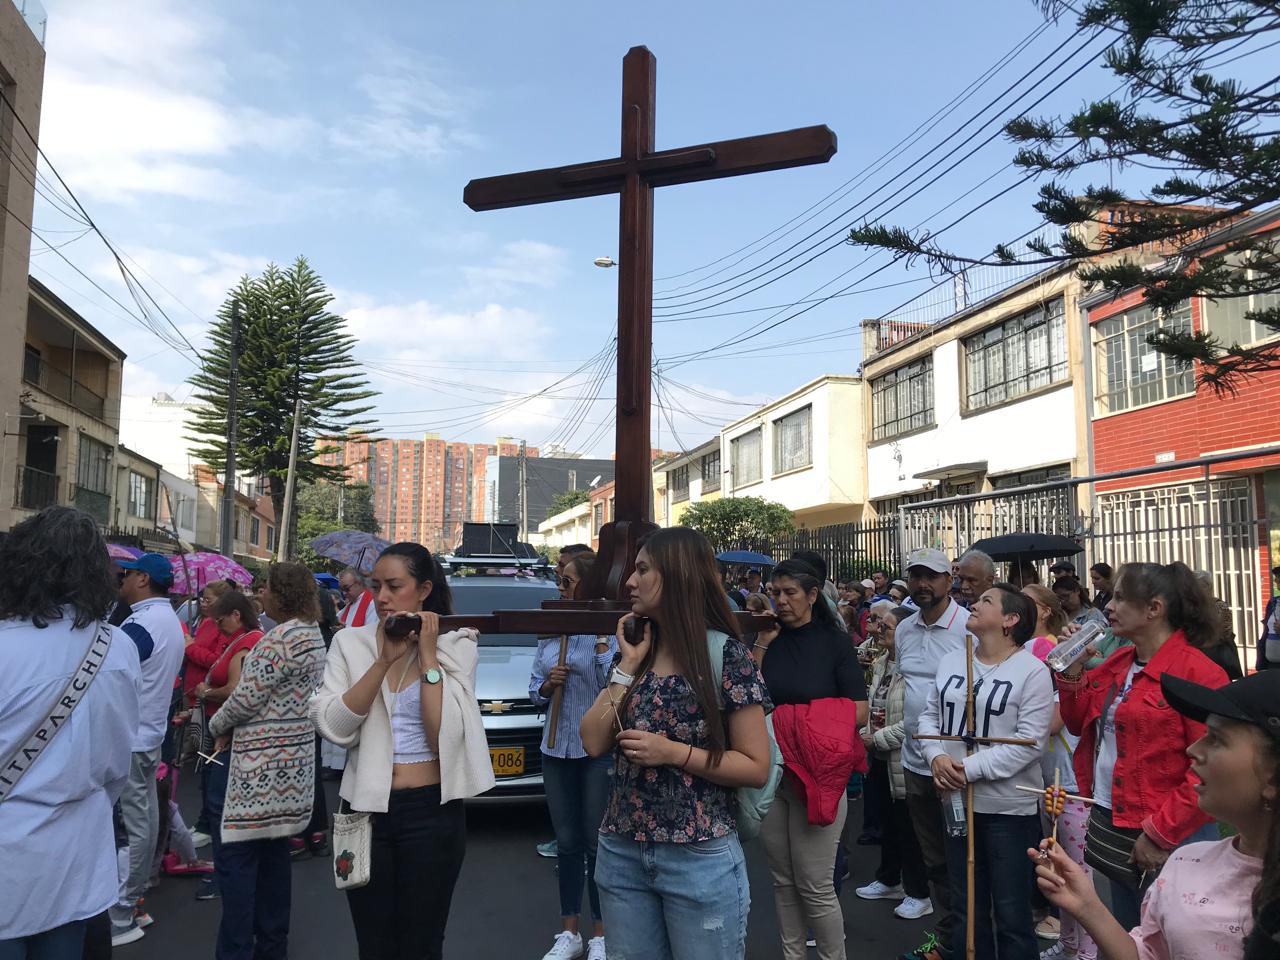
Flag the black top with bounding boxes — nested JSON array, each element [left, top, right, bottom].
[[761, 618, 868, 706]]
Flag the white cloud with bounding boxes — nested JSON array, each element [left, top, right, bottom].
[[338, 295, 547, 361], [461, 240, 568, 296]]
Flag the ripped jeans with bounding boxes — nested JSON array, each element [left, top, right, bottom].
[[595, 830, 750, 960]]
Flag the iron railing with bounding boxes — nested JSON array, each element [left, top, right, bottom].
[[15, 465, 58, 510], [73, 485, 111, 525], [22, 353, 107, 420]]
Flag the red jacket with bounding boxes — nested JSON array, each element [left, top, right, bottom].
[[772, 698, 866, 826], [183, 618, 229, 704], [1058, 629, 1226, 848]]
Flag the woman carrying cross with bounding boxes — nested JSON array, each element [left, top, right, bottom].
[[917, 583, 1053, 960]]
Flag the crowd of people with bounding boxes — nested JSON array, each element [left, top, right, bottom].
[[2, 502, 1279, 960]]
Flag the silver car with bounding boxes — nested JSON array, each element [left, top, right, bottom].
[[448, 574, 560, 800]]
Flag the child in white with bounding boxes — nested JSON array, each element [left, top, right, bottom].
[[918, 584, 1053, 960]]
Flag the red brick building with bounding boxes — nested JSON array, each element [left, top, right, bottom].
[[1084, 209, 1280, 664], [317, 434, 540, 552]]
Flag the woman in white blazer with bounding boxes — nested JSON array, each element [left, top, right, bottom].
[[311, 542, 493, 960]]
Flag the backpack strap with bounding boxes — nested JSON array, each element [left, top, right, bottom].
[[705, 629, 730, 708]]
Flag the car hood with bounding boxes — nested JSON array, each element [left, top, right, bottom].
[[475, 645, 538, 702]]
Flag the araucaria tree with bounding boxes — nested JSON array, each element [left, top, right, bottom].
[[849, 0, 1280, 393], [188, 257, 377, 548]]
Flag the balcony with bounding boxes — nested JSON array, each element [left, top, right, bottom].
[[23, 352, 107, 420], [73, 485, 111, 524], [15, 465, 58, 511], [9, 0, 45, 44]]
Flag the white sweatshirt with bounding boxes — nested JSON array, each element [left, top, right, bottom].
[[917, 646, 1053, 815]]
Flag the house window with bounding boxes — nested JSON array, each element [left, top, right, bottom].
[[871, 356, 934, 440], [671, 464, 690, 503], [730, 429, 762, 488], [266, 525, 276, 551], [1203, 269, 1280, 348], [1094, 301, 1194, 414], [76, 435, 111, 493], [127, 472, 156, 519], [701, 450, 721, 492], [773, 405, 813, 474], [963, 298, 1068, 410], [989, 464, 1071, 490], [592, 501, 604, 535], [250, 516, 261, 544]]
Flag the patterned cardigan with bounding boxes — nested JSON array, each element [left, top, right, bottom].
[[208, 618, 326, 842]]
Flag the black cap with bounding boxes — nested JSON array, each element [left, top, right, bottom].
[[1049, 560, 1076, 573], [1161, 672, 1280, 740]]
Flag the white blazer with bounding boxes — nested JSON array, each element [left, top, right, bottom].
[[309, 622, 496, 809]]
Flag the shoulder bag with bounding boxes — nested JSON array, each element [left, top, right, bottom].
[[332, 798, 372, 889], [0, 622, 113, 803]]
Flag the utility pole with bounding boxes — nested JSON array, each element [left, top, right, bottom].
[[337, 481, 345, 527], [518, 440, 528, 541], [219, 299, 241, 558], [276, 394, 303, 562]]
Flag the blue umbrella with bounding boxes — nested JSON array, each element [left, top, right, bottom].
[[716, 549, 775, 566], [309, 530, 390, 574], [314, 573, 340, 590]]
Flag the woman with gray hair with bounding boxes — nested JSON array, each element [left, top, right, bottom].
[[0, 507, 141, 958]]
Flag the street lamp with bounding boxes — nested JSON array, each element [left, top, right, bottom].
[[593, 256, 617, 268]]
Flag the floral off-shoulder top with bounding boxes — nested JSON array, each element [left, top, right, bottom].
[[600, 634, 770, 843]]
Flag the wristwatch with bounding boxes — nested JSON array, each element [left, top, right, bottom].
[[420, 667, 443, 685]]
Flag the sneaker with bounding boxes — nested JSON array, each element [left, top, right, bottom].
[[541, 931, 583, 960], [195, 879, 220, 901], [855, 879, 906, 900], [586, 937, 606, 960], [134, 907, 154, 929], [536, 840, 559, 858], [1036, 916, 1062, 941], [899, 934, 945, 960], [307, 831, 329, 856], [894, 896, 934, 920], [110, 923, 145, 947], [190, 830, 212, 849], [805, 934, 817, 948], [1040, 945, 1073, 960]]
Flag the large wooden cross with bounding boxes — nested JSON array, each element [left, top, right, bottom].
[[462, 46, 836, 600]]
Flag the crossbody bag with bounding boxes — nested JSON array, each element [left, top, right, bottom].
[[0, 622, 113, 803]]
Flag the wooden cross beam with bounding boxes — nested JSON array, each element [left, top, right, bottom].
[[915, 644, 1038, 960], [463, 46, 836, 599]]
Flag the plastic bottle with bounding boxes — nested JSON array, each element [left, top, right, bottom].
[[942, 789, 967, 837], [1045, 621, 1107, 673]]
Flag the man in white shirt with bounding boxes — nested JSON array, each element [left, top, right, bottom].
[[108, 554, 185, 946], [337, 567, 377, 628], [894, 547, 974, 960]]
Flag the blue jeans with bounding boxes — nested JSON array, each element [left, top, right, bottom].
[[595, 830, 749, 960], [204, 756, 230, 896], [944, 813, 1040, 960], [215, 838, 292, 960], [543, 753, 611, 921], [0, 921, 85, 960]]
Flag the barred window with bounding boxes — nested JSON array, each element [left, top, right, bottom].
[[773, 406, 813, 474], [127, 472, 156, 519], [730, 429, 762, 488], [872, 357, 933, 440], [989, 464, 1071, 490], [964, 298, 1068, 410], [1094, 301, 1194, 414], [76, 435, 111, 493]]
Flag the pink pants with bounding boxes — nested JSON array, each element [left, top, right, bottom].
[[1051, 799, 1097, 959]]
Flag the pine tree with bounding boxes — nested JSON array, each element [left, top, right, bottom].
[[188, 257, 377, 551], [848, 0, 1280, 393]]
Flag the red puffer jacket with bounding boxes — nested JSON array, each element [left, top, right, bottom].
[[1058, 629, 1226, 848], [772, 697, 865, 826]]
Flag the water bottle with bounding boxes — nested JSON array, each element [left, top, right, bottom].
[[942, 789, 967, 837], [1046, 621, 1107, 673]]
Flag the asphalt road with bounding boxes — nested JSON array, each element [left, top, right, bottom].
[[126, 777, 935, 959]]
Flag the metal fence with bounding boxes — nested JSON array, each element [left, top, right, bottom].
[[735, 517, 901, 582]]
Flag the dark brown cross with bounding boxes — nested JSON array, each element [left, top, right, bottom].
[[463, 45, 836, 598]]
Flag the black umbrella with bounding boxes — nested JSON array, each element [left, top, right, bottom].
[[968, 533, 1083, 563]]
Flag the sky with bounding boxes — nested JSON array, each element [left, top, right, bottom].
[[29, 0, 1136, 457]]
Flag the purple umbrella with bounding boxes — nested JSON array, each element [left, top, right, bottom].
[[106, 543, 142, 561], [168, 552, 254, 595]]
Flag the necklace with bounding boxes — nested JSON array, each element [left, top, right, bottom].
[[972, 644, 1018, 675]]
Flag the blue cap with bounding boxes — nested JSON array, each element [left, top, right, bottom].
[[117, 552, 174, 588]]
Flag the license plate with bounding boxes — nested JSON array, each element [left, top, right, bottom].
[[490, 746, 525, 777]]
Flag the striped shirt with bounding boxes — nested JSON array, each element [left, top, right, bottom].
[[529, 634, 616, 759]]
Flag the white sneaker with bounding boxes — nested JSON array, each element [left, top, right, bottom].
[[894, 896, 934, 920], [190, 830, 212, 849], [1040, 944, 1074, 960], [586, 937, 606, 960], [541, 931, 584, 960], [855, 880, 906, 901], [110, 923, 145, 948]]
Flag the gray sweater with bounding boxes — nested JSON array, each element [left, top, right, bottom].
[[917, 646, 1053, 816]]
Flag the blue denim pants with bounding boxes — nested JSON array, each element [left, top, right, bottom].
[[595, 830, 750, 960], [943, 813, 1040, 960], [543, 753, 612, 921]]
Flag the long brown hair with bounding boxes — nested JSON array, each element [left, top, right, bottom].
[[619, 527, 741, 765], [1116, 561, 1218, 649], [1245, 733, 1280, 959], [1023, 584, 1067, 637]]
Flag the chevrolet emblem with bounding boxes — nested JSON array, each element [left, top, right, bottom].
[[482, 701, 512, 715]]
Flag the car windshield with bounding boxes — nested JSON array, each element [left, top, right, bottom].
[[448, 578, 560, 647]]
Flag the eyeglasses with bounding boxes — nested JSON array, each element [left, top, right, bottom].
[[558, 576, 578, 588]]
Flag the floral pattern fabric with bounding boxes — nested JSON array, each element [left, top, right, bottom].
[[601, 635, 770, 843]]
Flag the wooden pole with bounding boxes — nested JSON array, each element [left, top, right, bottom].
[[964, 642, 976, 960], [546, 635, 570, 749]]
